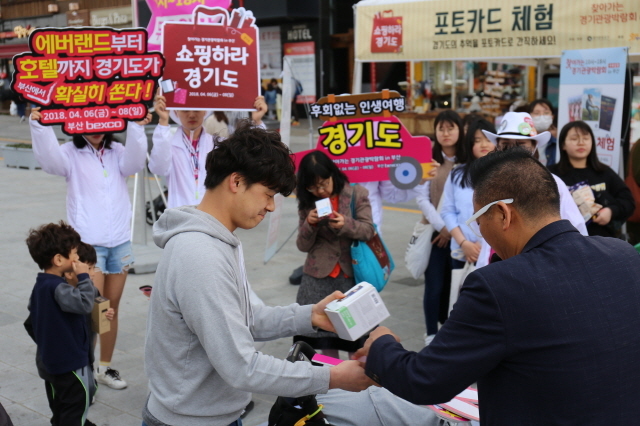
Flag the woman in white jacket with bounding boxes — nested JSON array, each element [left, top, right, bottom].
[[149, 95, 267, 209], [30, 108, 150, 390]]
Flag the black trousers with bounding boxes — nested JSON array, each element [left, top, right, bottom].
[[44, 365, 94, 426]]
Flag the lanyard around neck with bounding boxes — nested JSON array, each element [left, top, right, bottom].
[[87, 141, 107, 177], [182, 132, 201, 200]]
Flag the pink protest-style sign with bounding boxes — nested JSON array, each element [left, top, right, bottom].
[[294, 114, 432, 189], [145, 0, 231, 52], [11, 27, 164, 135], [161, 6, 260, 111]]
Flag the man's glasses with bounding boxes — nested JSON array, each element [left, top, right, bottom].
[[465, 198, 514, 238]]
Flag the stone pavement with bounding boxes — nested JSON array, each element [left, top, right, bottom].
[[0, 115, 427, 426]]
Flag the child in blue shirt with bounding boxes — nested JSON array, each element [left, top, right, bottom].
[[26, 221, 99, 426]]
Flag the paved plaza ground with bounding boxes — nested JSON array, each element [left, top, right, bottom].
[[0, 115, 428, 426]]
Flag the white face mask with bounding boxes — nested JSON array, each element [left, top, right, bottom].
[[532, 115, 553, 132]]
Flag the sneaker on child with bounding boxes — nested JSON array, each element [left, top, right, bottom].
[[95, 366, 127, 390]]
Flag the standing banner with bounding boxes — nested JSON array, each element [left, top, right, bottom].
[[161, 6, 260, 110], [557, 47, 627, 172], [283, 41, 316, 104], [145, 0, 230, 52], [294, 90, 433, 189], [11, 27, 164, 135]]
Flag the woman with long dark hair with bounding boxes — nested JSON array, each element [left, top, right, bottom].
[[295, 150, 375, 358], [548, 121, 634, 237], [30, 108, 150, 389], [415, 110, 466, 345]]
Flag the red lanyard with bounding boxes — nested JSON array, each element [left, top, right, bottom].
[[88, 141, 107, 177], [182, 132, 201, 199]]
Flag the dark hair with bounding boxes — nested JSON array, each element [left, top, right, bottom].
[[432, 110, 466, 164], [77, 242, 97, 266], [555, 121, 606, 175], [462, 113, 483, 130], [470, 148, 560, 222], [296, 150, 349, 211], [72, 134, 114, 150], [214, 111, 229, 125], [204, 120, 296, 196], [451, 118, 496, 188], [528, 98, 555, 117], [26, 221, 81, 270]]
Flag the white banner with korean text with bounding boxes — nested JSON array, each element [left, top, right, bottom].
[[557, 47, 627, 172]]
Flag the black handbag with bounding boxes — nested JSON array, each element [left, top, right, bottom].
[[268, 342, 333, 426]]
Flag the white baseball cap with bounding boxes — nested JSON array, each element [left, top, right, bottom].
[[169, 109, 213, 127], [482, 112, 551, 145]]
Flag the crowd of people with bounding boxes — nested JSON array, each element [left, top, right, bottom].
[[20, 94, 640, 426]]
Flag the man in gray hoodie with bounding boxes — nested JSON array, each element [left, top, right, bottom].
[[143, 121, 373, 426]]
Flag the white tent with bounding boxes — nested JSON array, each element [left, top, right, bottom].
[[352, 0, 640, 95]]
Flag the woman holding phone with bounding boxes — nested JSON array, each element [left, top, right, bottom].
[[295, 150, 375, 358]]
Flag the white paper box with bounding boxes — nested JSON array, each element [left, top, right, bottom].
[[324, 282, 390, 341], [315, 198, 332, 217]]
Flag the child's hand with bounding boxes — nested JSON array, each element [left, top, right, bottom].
[[105, 308, 115, 321], [72, 260, 89, 275]]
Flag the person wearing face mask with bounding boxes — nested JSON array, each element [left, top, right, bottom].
[[528, 99, 557, 166], [475, 112, 587, 268], [149, 95, 267, 209]]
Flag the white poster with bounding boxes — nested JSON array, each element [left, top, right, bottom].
[[557, 47, 628, 172], [283, 41, 316, 104], [259, 25, 281, 81]]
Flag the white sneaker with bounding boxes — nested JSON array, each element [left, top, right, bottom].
[[95, 367, 127, 390], [425, 334, 436, 346]]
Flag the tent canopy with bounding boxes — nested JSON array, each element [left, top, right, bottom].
[[354, 0, 640, 64]]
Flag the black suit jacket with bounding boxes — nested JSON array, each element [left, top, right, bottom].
[[366, 220, 640, 425]]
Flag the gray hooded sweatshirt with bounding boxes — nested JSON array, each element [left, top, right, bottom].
[[145, 206, 331, 426]]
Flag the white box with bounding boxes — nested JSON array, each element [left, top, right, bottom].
[[324, 282, 390, 341], [315, 198, 332, 217]]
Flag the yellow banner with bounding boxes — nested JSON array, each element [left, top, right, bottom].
[[356, 0, 640, 62]]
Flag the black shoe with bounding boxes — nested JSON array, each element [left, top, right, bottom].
[[240, 400, 254, 419], [85, 420, 97, 426], [289, 266, 303, 285]]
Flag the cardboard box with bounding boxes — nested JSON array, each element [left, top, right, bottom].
[[91, 296, 110, 334], [324, 282, 390, 341]]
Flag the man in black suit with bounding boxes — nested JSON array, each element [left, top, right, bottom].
[[356, 148, 640, 425]]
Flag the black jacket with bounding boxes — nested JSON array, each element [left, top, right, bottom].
[[28, 273, 95, 375], [366, 221, 640, 425], [549, 163, 635, 237]]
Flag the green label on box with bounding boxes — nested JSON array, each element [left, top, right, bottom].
[[338, 307, 356, 329]]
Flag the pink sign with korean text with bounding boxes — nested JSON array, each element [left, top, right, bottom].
[[161, 6, 260, 110], [145, 0, 231, 52], [294, 91, 433, 189]]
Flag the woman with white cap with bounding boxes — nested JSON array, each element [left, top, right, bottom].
[[475, 112, 588, 268], [149, 95, 267, 209]]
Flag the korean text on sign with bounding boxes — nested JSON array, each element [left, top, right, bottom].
[[11, 27, 165, 135]]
